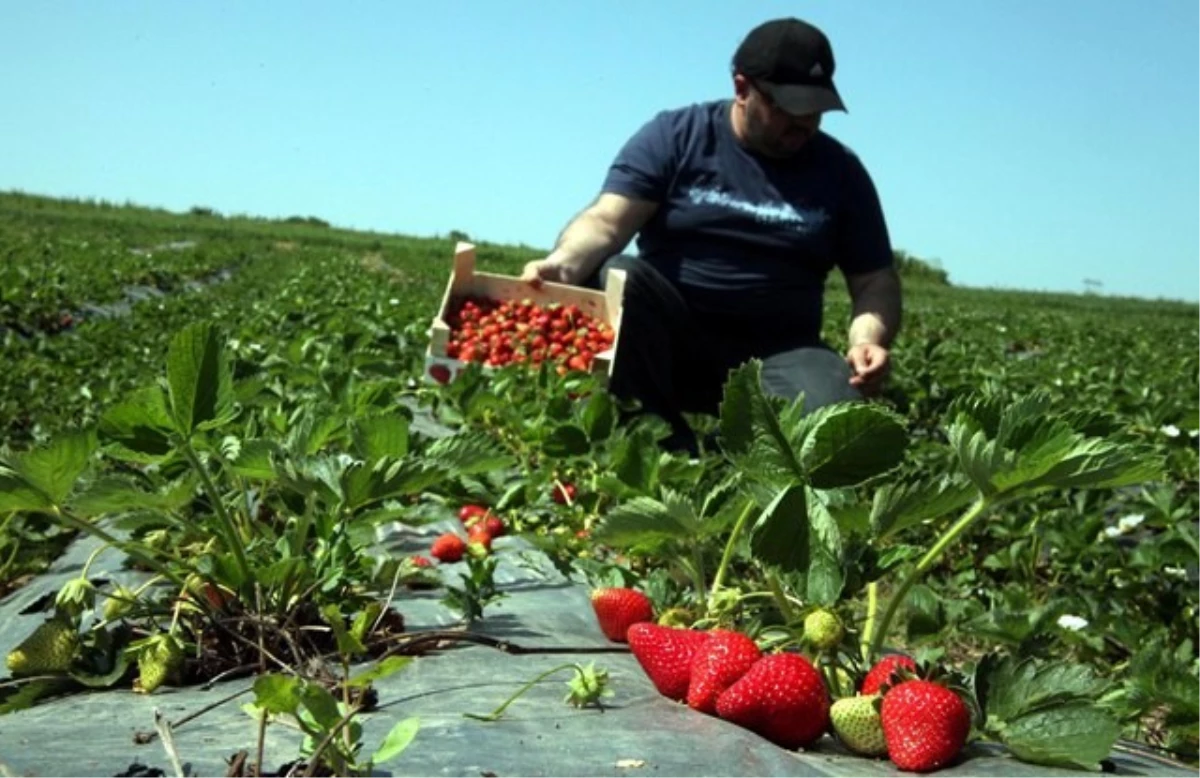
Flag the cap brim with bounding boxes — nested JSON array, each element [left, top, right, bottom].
[[761, 82, 846, 115]]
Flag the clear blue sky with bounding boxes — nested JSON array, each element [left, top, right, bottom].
[[2, 1, 1197, 301]]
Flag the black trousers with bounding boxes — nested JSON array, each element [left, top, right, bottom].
[[582, 255, 862, 454]]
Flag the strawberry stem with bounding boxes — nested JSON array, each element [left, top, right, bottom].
[[710, 500, 756, 597], [463, 662, 586, 722], [179, 438, 252, 585], [861, 582, 878, 663], [868, 497, 991, 661], [79, 542, 108, 580], [51, 505, 190, 591], [765, 573, 797, 625]]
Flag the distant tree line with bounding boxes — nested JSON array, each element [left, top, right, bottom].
[[892, 249, 950, 285]]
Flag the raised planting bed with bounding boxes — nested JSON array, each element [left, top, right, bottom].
[[1, 523, 1194, 778]]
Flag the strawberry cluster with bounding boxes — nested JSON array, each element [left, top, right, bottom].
[[425, 503, 508, 564], [444, 295, 615, 375], [585, 587, 971, 772]]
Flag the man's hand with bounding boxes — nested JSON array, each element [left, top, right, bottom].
[[519, 258, 568, 288], [521, 193, 659, 290], [846, 342, 891, 397]]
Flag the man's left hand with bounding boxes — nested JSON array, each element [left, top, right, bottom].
[[846, 343, 891, 397]]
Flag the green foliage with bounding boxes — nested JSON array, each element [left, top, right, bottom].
[[0, 192, 1196, 769]]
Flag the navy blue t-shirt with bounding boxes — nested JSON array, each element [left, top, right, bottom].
[[601, 99, 893, 339]]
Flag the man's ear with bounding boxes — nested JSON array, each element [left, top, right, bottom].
[[732, 72, 753, 103]]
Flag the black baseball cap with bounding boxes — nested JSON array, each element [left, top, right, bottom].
[[732, 18, 846, 115]]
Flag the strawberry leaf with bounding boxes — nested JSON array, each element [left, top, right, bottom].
[[593, 496, 699, 548], [946, 390, 1164, 499], [252, 673, 303, 715], [70, 475, 194, 517], [96, 386, 176, 463], [998, 703, 1120, 772], [225, 439, 279, 480], [342, 457, 445, 512], [804, 490, 844, 604], [347, 656, 413, 689], [718, 361, 805, 486], [166, 322, 236, 436], [749, 483, 808, 572], [0, 466, 53, 513], [979, 654, 1119, 771], [580, 391, 617, 442], [542, 423, 590, 457], [424, 429, 513, 476], [371, 717, 420, 765], [10, 429, 97, 507], [611, 428, 660, 494], [870, 473, 977, 540], [351, 413, 410, 460], [798, 403, 908, 488]]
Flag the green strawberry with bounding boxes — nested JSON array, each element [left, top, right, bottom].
[[103, 584, 137, 622], [137, 634, 186, 694], [830, 694, 888, 757], [6, 619, 79, 675], [802, 608, 843, 651], [880, 679, 971, 772], [54, 577, 96, 620]]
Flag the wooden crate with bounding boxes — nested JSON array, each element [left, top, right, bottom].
[[424, 242, 626, 385]]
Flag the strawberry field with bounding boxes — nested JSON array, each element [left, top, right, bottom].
[[0, 191, 1197, 776]]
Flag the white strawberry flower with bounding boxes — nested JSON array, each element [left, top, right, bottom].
[[1164, 566, 1188, 581], [1161, 424, 1181, 438], [1104, 513, 1145, 539], [1057, 615, 1088, 631], [389, 298, 400, 305], [1117, 513, 1145, 532]]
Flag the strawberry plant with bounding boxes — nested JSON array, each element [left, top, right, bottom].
[[1, 192, 1197, 771]]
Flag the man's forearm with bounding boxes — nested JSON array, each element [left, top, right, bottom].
[[547, 210, 626, 285], [847, 268, 902, 348]]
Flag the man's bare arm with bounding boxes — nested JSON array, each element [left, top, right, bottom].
[[524, 193, 659, 285], [844, 266, 902, 348]]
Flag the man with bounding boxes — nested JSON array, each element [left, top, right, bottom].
[[521, 17, 901, 455]]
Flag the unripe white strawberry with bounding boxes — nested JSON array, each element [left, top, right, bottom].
[[830, 693, 888, 757], [803, 608, 844, 651], [6, 619, 79, 675]]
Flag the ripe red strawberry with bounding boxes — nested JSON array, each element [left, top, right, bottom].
[[715, 652, 830, 749], [430, 532, 466, 563], [552, 481, 577, 504], [879, 679, 971, 772], [627, 623, 712, 702], [409, 555, 432, 568], [458, 504, 488, 524], [590, 587, 654, 642], [686, 629, 762, 714], [481, 514, 505, 537], [861, 654, 918, 695], [467, 523, 492, 550]]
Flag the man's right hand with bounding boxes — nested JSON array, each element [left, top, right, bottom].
[[520, 193, 659, 290], [520, 258, 569, 288]]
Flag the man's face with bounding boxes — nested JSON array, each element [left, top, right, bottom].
[[736, 76, 822, 158]]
